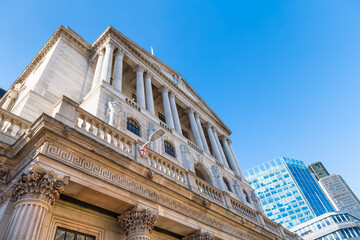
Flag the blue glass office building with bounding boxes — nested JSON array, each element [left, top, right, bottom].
[[244, 157, 334, 229]]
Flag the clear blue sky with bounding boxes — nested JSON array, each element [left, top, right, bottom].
[[1, 1, 360, 196]]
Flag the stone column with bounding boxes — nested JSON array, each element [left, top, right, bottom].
[[91, 51, 104, 90], [212, 128, 229, 167], [205, 123, 222, 162], [228, 140, 245, 178], [194, 113, 210, 154], [3, 163, 69, 240], [113, 49, 124, 91], [160, 86, 174, 128], [187, 108, 203, 149], [100, 42, 115, 83], [135, 65, 146, 108], [221, 136, 240, 173], [182, 229, 214, 240], [169, 92, 182, 133], [121, 205, 157, 240], [144, 72, 155, 114]]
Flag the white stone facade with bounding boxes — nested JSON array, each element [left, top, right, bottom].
[[0, 26, 297, 240]]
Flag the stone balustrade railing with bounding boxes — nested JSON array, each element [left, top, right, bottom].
[[159, 121, 172, 133], [187, 140, 203, 155], [147, 150, 187, 187], [194, 177, 224, 205], [125, 97, 140, 111], [76, 109, 135, 156], [230, 198, 259, 223], [0, 108, 31, 143]]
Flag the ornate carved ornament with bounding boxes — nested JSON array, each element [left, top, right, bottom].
[[121, 205, 157, 236], [183, 230, 214, 240], [12, 162, 70, 205]]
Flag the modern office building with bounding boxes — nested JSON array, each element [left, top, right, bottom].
[[0, 26, 297, 240], [308, 162, 360, 221], [308, 162, 330, 180], [244, 157, 335, 229], [319, 174, 360, 220], [292, 212, 360, 240], [0, 88, 6, 99]]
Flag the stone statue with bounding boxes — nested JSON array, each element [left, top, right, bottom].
[[106, 101, 121, 128]]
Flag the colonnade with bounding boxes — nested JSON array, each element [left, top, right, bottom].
[[90, 40, 244, 177]]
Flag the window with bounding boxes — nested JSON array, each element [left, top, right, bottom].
[[243, 190, 251, 203], [127, 118, 140, 136], [164, 141, 175, 157], [158, 112, 166, 123], [132, 93, 137, 103], [182, 129, 188, 139], [223, 177, 232, 192], [54, 227, 95, 240]]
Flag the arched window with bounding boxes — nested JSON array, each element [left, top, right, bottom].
[[243, 190, 251, 203], [127, 118, 140, 136], [194, 164, 213, 185], [223, 177, 232, 192], [164, 141, 175, 157]]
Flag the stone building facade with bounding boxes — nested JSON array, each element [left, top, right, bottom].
[[0, 26, 297, 240]]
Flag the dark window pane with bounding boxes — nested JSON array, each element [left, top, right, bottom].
[[164, 141, 175, 157], [55, 229, 66, 240], [65, 232, 75, 240], [127, 118, 140, 136]]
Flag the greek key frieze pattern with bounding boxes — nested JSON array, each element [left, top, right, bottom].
[[45, 143, 259, 240]]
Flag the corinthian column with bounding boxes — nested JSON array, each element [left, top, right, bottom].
[[160, 86, 174, 128], [3, 162, 70, 240], [212, 128, 229, 167], [187, 108, 203, 149], [113, 49, 124, 91], [228, 139, 245, 178], [121, 205, 157, 240], [221, 136, 240, 173], [195, 113, 210, 154], [169, 92, 182, 133], [91, 51, 104, 90], [144, 72, 155, 114], [206, 123, 222, 163], [100, 42, 114, 83], [135, 65, 146, 108]]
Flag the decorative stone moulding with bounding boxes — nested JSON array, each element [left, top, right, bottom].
[[121, 205, 158, 240], [182, 229, 214, 240], [12, 162, 70, 206]]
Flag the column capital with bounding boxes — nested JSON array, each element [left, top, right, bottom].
[[104, 40, 115, 50], [186, 107, 195, 115], [169, 91, 176, 98], [220, 135, 230, 142], [144, 71, 154, 79], [182, 230, 214, 240], [115, 48, 125, 57], [160, 85, 169, 93], [12, 162, 70, 206], [134, 64, 145, 73], [121, 205, 158, 237], [205, 122, 213, 129]]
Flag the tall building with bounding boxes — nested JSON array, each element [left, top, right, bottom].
[[308, 162, 360, 220], [0, 88, 6, 99], [319, 174, 360, 219], [292, 212, 360, 240], [308, 162, 330, 180], [0, 26, 296, 240], [244, 157, 334, 229]]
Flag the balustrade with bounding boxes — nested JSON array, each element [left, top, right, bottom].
[[125, 97, 141, 111], [187, 140, 203, 154], [230, 198, 259, 223], [194, 177, 224, 205], [76, 110, 135, 155], [0, 108, 30, 142], [147, 151, 187, 186]]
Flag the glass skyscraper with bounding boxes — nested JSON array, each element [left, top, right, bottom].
[[244, 157, 334, 229]]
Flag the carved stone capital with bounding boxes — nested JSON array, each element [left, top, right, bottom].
[[121, 205, 157, 238], [12, 162, 70, 206], [134, 64, 145, 73], [115, 48, 125, 58], [169, 91, 176, 98], [144, 71, 153, 79], [186, 107, 195, 115], [183, 230, 214, 240], [160, 85, 169, 94]]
